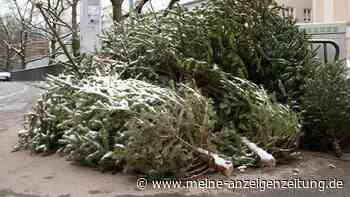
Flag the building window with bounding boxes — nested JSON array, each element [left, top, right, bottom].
[[304, 8, 312, 23], [285, 7, 296, 19]]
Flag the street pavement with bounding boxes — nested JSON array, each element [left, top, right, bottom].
[[0, 82, 349, 197]]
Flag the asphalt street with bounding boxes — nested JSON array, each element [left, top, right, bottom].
[[0, 82, 349, 197]]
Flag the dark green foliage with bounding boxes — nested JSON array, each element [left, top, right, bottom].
[[213, 77, 300, 161], [223, 0, 317, 102], [82, 0, 305, 164], [17, 0, 309, 176], [99, 0, 307, 160], [101, 0, 317, 103], [301, 61, 350, 156], [101, 3, 303, 160]]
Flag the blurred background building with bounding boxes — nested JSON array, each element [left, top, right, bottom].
[[277, 0, 350, 61]]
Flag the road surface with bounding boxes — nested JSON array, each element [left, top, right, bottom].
[[0, 82, 349, 197]]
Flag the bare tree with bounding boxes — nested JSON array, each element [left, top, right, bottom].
[[5, 0, 35, 69], [36, 0, 66, 65], [0, 0, 73, 69], [26, 0, 78, 65], [6, 0, 182, 71], [0, 16, 18, 71], [34, 1, 78, 70]]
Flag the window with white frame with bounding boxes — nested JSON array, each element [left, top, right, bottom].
[[304, 8, 312, 23], [285, 7, 296, 19]]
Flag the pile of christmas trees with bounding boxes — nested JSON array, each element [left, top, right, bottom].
[[17, 0, 324, 177]]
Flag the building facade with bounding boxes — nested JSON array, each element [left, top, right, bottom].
[[275, 0, 350, 60], [276, 0, 313, 23], [311, 0, 350, 60], [276, 0, 350, 24]]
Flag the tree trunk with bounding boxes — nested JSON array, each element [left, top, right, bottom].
[[49, 39, 57, 65], [110, 0, 124, 22], [49, 22, 58, 65], [5, 48, 11, 71], [20, 3, 34, 69], [71, 0, 79, 57], [20, 31, 26, 69]]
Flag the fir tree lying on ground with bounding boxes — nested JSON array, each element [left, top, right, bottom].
[[16, 0, 312, 177]]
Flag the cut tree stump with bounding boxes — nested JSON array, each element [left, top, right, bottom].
[[241, 137, 276, 167], [196, 148, 233, 177]]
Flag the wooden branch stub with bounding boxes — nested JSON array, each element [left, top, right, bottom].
[[196, 148, 233, 177], [241, 137, 276, 167]]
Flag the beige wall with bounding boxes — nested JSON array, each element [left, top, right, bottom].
[[334, 0, 350, 22], [313, 0, 350, 22], [314, 0, 324, 22]]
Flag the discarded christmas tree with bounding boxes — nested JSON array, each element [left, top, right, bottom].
[[17, 0, 314, 177]]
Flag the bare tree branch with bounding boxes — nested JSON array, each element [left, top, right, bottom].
[[35, 2, 78, 70]]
